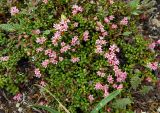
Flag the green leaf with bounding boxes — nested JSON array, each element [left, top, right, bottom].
[[0, 24, 21, 32], [32, 105, 60, 113], [43, 30, 51, 35], [61, 14, 67, 20], [140, 86, 153, 95], [122, 32, 132, 36], [130, 76, 141, 90], [112, 98, 132, 109], [91, 90, 121, 113], [129, 0, 140, 10]]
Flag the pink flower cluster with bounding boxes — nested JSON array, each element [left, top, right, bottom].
[[114, 66, 127, 82], [60, 44, 71, 53], [42, 0, 48, 4], [147, 62, 158, 70], [104, 15, 115, 23], [0, 56, 9, 61], [72, 5, 83, 15], [109, 0, 114, 4], [52, 19, 70, 46], [71, 36, 80, 46], [13, 93, 22, 101], [107, 75, 114, 84], [52, 31, 61, 46], [120, 17, 128, 25], [104, 44, 120, 66], [71, 57, 80, 63], [157, 39, 160, 44], [96, 22, 108, 37], [53, 19, 70, 32], [45, 49, 57, 58], [95, 83, 109, 97], [10, 6, 19, 16], [83, 30, 89, 41], [41, 59, 50, 68], [36, 37, 46, 44], [93, 44, 127, 100], [88, 94, 94, 103], [149, 42, 156, 50], [97, 70, 105, 77], [34, 68, 41, 78], [111, 24, 118, 29], [95, 37, 107, 54], [36, 47, 44, 53], [40, 81, 46, 86]]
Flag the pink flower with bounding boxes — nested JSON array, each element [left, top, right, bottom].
[[111, 24, 117, 29], [109, 15, 115, 20], [83, 30, 89, 41], [60, 45, 71, 53], [95, 39, 107, 45], [157, 40, 160, 44], [120, 17, 128, 25], [36, 47, 44, 53], [112, 84, 117, 88], [71, 57, 80, 63], [146, 77, 152, 82], [36, 37, 46, 44], [40, 81, 46, 86], [61, 42, 66, 47], [109, 0, 114, 4], [97, 71, 105, 77], [50, 58, 58, 64], [117, 84, 123, 89], [71, 48, 76, 52], [45, 49, 52, 55], [72, 5, 83, 15], [0, 56, 9, 61], [71, 36, 80, 46], [88, 95, 94, 102], [32, 29, 41, 35], [42, 0, 48, 4], [10, 6, 19, 15], [41, 59, 50, 68], [103, 91, 109, 97], [107, 108, 111, 112], [103, 85, 109, 97], [44, 49, 57, 58], [147, 62, 158, 70], [104, 17, 110, 23], [13, 93, 22, 101], [101, 31, 108, 37], [53, 19, 69, 32], [59, 57, 64, 61], [95, 45, 103, 54], [34, 68, 41, 78], [149, 42, 156, 50], [73, 22, 78, 27], [107, 75, 114, 84], [95, 82, 103, 90]]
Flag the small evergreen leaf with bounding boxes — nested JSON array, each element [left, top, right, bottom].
[[130, 76, 141, 90], [112, 98, 132, 109], [43, 30, 51, 35], [0, 24, 21, 32], [140, 86, 153, 95], [122, 32, 132, 36]]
